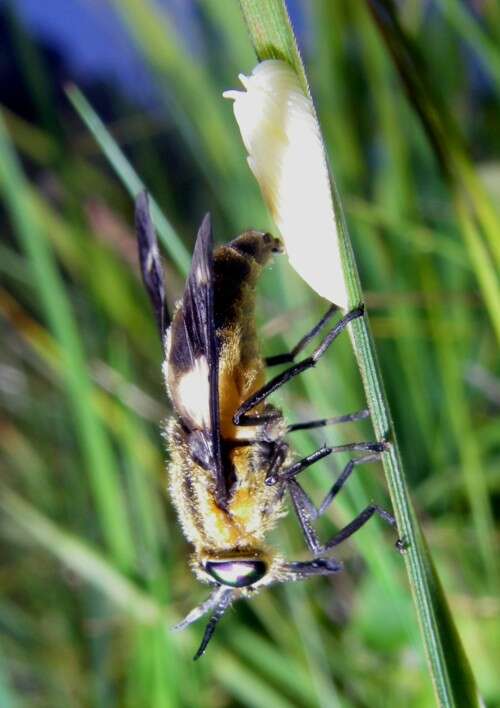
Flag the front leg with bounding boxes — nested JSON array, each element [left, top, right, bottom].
[[284, 558, 343, 580]]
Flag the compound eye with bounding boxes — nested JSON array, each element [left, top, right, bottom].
[[205, 560, 267, 588]]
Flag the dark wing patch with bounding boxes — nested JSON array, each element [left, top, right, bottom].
[[135, 191, 169, 338], [178, 214, 225, 506]]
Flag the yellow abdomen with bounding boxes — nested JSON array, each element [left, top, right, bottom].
[[217, 326, 265, 441]]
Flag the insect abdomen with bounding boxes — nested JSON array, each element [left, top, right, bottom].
[[213, 231, 282, 439]]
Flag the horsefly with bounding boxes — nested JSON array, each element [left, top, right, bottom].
[[135, 192, 401, 659]]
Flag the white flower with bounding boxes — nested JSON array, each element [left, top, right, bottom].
[[224, 60, 348, 310]]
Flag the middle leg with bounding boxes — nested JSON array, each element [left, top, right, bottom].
[[266, 442, 386, 486], [288, 477, 400, 555], [286, 409, 370, 433], [285, 452, 384, 521]]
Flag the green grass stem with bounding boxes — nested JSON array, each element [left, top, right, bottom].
[[237, 2, 480, 705]]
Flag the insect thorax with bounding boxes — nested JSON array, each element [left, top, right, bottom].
[[165, 415, 288, 553]]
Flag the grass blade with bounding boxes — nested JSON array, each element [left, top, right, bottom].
[[365, 0, 500, 345], [66, 85, 190, 275], [436, 0, 500, 90], [0, 112, 134, 569], [237, 1, 480, 705], [0, 486, 165, 626], [0, 651, 17, 708]]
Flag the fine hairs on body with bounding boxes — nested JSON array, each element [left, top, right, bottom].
[[135, 191, 402, 659]]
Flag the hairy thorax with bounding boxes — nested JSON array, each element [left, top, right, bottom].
[[166, 412, 288, 555]]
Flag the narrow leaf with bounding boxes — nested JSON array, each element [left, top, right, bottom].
[[236, 2, 480, 705], [66, 85, 190, 275]]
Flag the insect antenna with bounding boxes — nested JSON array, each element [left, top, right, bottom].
[[193, 589, 233, 661]]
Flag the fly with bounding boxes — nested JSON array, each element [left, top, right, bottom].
[[135, 192, 402, 659]]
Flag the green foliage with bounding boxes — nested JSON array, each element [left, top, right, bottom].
[[0, 1, 498, 706], [240, 2, 482, 705]]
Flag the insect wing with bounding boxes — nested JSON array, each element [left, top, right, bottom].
[[135, 191, 169, 337], [179, 214, 225, 504]]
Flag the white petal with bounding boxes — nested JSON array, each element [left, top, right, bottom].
[[224, 60, 348, 310]]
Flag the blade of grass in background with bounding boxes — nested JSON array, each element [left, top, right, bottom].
[[0, 287, 163, 480], [436, 0, 500, 90], [110, 0, 234, 173], [237, 1, 480, 706], [215, 652, 297, 708], [352, 0, 438, 476], [110, 0, 263, 230], [0, 111, 134, 570], [0, 651, 16, 708], [0, 485, 166, 626], [366, 0, 498, 589], [66, 85, 190, 275], [345, 197, 468, 268], [366, 0, 500, 346]]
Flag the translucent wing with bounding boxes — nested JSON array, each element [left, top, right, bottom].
[[135, 191, 169, 337], [168, 214, 225, 505], [135, 198, 225, 504]]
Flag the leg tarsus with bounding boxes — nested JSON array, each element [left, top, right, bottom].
[[287, 481, 401, 557], [285, 557, 343, 580], [287, 480, 398, 556], [395, 536, 408, 554], [312, 305, 364, 363], [287, 409, 370, 433], [269, 441, 386, 485], [234, 305, 365, 425]]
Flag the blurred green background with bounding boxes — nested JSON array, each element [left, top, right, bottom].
[[0, 1, 498, 706]]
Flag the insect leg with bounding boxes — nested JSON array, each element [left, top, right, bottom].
[[266, 441, 386, 485], [284, 558, 343, 580], [317, 453, 382, 517], [172, 585, 231, 633], [234, 305, 364, 425], [287, 409, 369, 432], [289, 477, 400, 554], [265, 304, 338, 366], [322, 505, 398, 552], [287, 479, 322, 554], [193, 589, 233, 661], [135, 191, 170, 337]]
